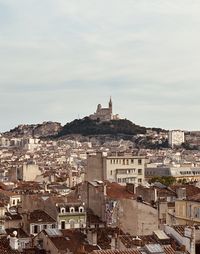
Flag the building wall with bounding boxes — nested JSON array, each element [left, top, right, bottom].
[[58, 213, 86, 229], [22, 164, 41, 181], [169, 130, 185, 148], [117, 199, 158, 235], [86, 153, 104, 182], [5, 219, 22, 229], [136, 186, 156, 203], [87, 182, 106, 221], [175, 200, 200, 225], [34, 231, 60, 254], [30, 223, 55, 236]]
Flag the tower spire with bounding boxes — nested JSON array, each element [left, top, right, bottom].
[[109, 96, 112, 113]]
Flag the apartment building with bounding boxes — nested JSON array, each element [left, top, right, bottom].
[[145, 165, 200, 182], [86, 152, 146, 185], [168, 130, 185, 148]]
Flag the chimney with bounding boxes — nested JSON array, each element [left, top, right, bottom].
[[176, 188, 186, 200], [9, 231, 19, 250]]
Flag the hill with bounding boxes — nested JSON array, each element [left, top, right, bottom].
[[56, 117, 147, 137], [4, 122, 62, 138]]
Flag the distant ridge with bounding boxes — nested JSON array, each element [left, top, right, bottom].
[[3, 118, 167, 139]]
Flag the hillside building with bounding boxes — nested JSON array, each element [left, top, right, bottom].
[[89, 97, 119, 122]]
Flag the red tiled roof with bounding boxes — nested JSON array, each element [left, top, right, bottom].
[[187, 192, 200, 202], [29, 210, 56, 224], [106, 182, 135, 200], [92, 249, 140, 254], [170, 184, 200, 198]]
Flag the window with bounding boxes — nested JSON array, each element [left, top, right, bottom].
[[70, 207, 75, 213], [138, 178, 142, 183], [61, 221, 65, 229], [52, 224, 56, 229], [43, 225, 47, 229], [33, 225, 38, 234], [61, 208, 65, 214], [13, 199, 16, 205], [110, 170, 112, 175], [79, 207, 84, 213], [138, 169, 142, 175], [138, 159, 142, 165], [131, 159, 134, 164]]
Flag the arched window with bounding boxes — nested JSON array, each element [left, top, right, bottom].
[[69, 219, 75, 229], [61, 208, 65, 214], [70, 207, 75, 213], [79, 207, 84, 213]]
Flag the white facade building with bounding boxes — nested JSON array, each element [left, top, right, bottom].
[[86, 152, 146, 186], [168, 130, 185, 148]]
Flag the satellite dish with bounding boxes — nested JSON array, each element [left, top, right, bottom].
[[13, 231, 17, 237]]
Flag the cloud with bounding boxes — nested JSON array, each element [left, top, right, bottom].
[[0, 0, 200, 131]]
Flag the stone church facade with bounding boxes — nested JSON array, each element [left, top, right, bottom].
[[89, 97, 119, 122]]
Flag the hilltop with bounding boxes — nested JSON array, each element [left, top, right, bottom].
[[56, 117, 147, 137]]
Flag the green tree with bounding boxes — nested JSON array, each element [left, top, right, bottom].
[[149, 176, 176, 187]]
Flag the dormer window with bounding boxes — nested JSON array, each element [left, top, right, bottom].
[[70, 207, 75, 213], [79, 207, 84, 213], [61, 208, 65, 214]]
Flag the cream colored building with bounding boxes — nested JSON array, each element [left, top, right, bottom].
[[145, 165, 200, 182], [86, 152, 146, 186], [17, 162, 41, 181], [172, 198, 200, 225], [168, 130, 185, 148]]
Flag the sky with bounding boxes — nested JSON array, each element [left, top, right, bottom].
[[0, 0, 200, 132]]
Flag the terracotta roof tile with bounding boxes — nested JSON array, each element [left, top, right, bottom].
[[106, 182, 135, 200], [29, 210, 56, 224]]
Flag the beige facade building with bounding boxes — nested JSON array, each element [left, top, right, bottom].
[[86, 152, 146, 186], [172, 198, 200, 225], [168, 130, 185, 148], [17, 162, 41, 181]]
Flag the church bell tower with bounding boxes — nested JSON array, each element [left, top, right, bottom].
[[109, 96, 112, 114]]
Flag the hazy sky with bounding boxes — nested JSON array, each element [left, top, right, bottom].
[[1, 0, 200, 132]]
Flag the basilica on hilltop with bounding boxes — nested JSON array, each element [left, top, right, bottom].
[[89, 97, 119, 122]]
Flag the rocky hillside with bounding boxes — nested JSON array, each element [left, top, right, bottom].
[[4, 122, 62, 138]]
